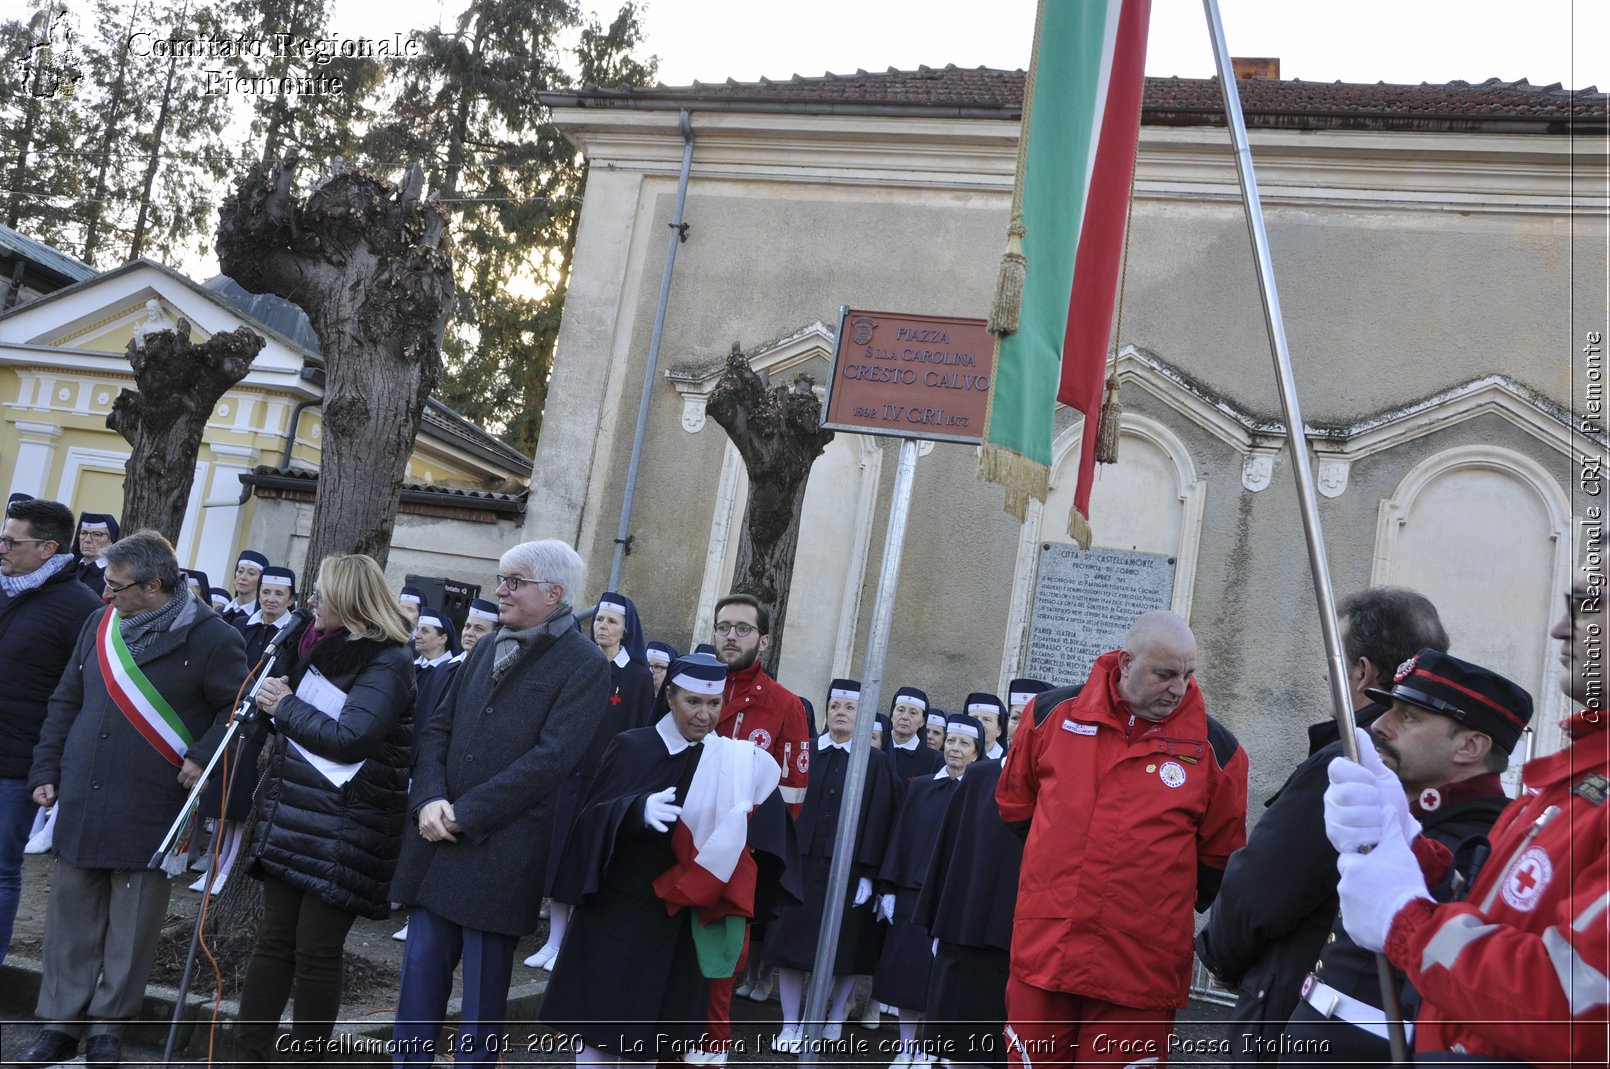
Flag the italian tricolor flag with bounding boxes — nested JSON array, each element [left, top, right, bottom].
[[96, 608, 194, 766], [978, 0, 1152, 544], [652, 735, 780, 923]]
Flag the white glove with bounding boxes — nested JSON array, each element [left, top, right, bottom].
[[1335, 805, 1432, 950], [853, 876, 873, 906], [1353, 727, 1421, 843], [876, 893, 896, 923], [1324, 728, 1419, 854], [643, 787, 682, 833]]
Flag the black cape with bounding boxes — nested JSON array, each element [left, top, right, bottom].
[[540, 724, 799, 1055], [888, 738, 945, 783], [914, 758, 1021, 1066], [763, 738, 899, 974], [874, 770, 960, 1009], [413, 657, 460, 723], [608, 655, 657, 732], [543, 661, 660, 899]]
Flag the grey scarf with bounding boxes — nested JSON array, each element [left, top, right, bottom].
[[492, 603, 575, 684], [120, 591, 187, 656], [0, 551, 74, 598]]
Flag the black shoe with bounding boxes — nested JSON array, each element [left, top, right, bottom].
[[84, 1036, 121, 1069], [17, 1030, 78, 1067]]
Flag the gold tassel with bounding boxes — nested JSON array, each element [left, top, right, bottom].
[[987, 217, 1028, 336], [1094, 369, 1122, 464], [1067, 508, 1093, 550], [977, 443, 1049, 522]]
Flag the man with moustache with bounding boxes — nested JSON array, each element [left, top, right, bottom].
[[1324, 583, 1609, 1065], [1196, 587, 1449, 1063], [1281, 649, 1528, 1062]]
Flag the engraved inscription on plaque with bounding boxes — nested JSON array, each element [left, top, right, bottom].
[[1024, 544, 1177, 687]]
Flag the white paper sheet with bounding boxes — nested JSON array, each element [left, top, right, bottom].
[[287, 665, 364, 788]]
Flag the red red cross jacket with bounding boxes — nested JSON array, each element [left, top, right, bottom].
[[1385, 709, 1609, 1065], [718, 659, 810, 815], [996, 651, 1248, 1010]]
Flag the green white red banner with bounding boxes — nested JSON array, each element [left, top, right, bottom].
[[96, 608, 194, 767], [978, 0, 1152, 539]]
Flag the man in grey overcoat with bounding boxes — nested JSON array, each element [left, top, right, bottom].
[[391, 539, 610, 1068], [21, 531, 248, 1069]]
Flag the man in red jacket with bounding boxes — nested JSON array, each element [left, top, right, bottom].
[[998, 610, 1248, 1066], [1325, 580, 1608, 1065], [712, 594, 810, 813]]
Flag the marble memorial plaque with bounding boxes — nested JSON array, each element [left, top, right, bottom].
[[1024, 544, 1176, 686]]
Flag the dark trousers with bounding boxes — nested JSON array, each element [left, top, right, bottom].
[[234, 875, 358, 1063], [392, 905, 518, 1069]]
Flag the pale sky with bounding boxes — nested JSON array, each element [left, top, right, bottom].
[[334, 0, 1608, 92]]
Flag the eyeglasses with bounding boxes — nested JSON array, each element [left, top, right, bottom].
[[0, 536, 50, 551], [307, 591, 321, 607], [1565, 590, 1597, 622], [496, 574, 552, 593], [103, 576, 152, 595], [714, 621, 758, 637]]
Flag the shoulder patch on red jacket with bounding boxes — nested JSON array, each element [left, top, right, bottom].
[[1206, 715, 1241, 770]]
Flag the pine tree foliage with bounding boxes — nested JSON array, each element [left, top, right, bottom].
[[221, 0, 386, 171], [0, 0, 235, 267], [0, 1, 88, 245], [364, 0, 656, 455]]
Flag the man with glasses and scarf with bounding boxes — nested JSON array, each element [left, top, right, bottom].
[[0, 499, 101, 972], [390, 539, 611, 1069], [20, 530, 246, 1069]]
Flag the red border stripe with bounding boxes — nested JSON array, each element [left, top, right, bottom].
[[1411, 668, 1526, 728]]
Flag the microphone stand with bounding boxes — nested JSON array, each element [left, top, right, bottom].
[[153, 610, 304, 1066]]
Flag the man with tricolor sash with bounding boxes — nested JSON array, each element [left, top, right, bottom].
[[21, 530, 247, 1069]]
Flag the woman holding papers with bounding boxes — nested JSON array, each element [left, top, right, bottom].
[[232, 553, 416, 1064]]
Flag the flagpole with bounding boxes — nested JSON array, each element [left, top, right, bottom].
[[1200, 2, 1409, 1060], [798, 436, 919, 1067]]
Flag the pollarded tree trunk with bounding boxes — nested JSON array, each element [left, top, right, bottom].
[[106, 320, 263, 543], [214, 153, 454, 573], [705, 342, 834, 676]]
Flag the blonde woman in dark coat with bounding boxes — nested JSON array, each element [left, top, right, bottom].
[[232, 554, 415, 1064]]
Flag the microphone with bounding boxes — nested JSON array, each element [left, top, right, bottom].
[[260, 608, 308, 661]]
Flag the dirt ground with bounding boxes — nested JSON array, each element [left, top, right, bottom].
[[12, 850, 551, 1019]]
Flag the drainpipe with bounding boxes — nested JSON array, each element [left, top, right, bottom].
[[607, 108, 694, 591]]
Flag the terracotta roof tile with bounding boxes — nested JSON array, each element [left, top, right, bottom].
[[555, 66, 1604, 132]]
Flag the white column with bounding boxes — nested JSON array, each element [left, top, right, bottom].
[[10, 421, 63, 498], [197, 443, 258, 579]]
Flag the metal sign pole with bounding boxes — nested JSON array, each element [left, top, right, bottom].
[[798, 436, 920, 1063], [1200, 1, 1408, 1060]]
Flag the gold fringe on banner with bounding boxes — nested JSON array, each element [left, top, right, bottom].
[[1067, 508, 1093, 550], [1094, 369, 1122, 464], [987, 217, 1028, 336], [978, 442, 1049, 522]]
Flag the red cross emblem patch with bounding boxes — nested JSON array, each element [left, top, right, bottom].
[[1500, 846, 1553, 912], [748, 727, 773, 751]]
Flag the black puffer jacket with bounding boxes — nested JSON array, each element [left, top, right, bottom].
[[250, 633, 415, 918], [0, 561, 103, 779]]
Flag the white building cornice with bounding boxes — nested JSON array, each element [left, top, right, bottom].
[[550, 105, 1605, 214]]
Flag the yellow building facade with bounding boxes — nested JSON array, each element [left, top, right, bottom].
[[0, 258, 531, 587]]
